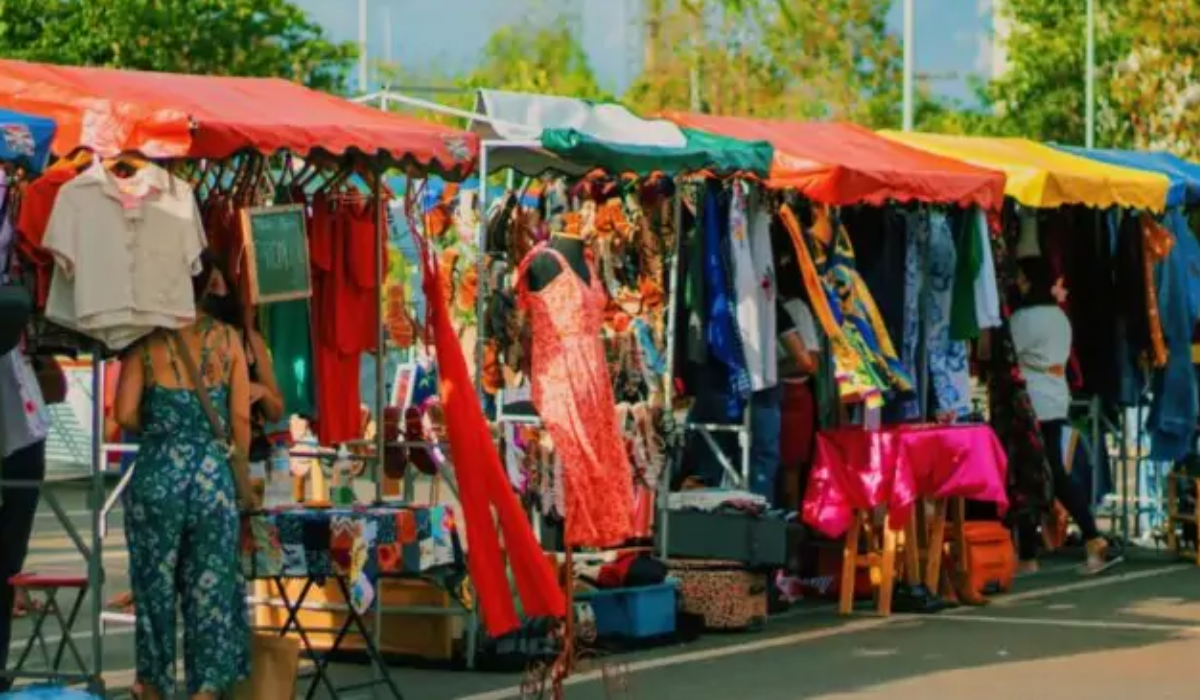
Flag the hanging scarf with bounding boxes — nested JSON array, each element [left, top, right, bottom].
[[409, 189, 565, 636]]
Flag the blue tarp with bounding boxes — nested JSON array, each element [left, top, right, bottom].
[[1055, 145, 1200, 208], [0, 108, 56, 173]]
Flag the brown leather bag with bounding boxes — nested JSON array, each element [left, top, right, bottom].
[[34, 355, 67, 405], [956, 521, 1016, 597]]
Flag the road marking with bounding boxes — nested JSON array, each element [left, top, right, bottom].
[[904, 613, 1200, 634], [453, 617, 893, 700], [943, 565, 1187, 614], [35, 509, 122, 521]]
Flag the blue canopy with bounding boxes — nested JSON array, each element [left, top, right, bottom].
[[1055, 146, 1200, 208], [0, 108, 56, 173]]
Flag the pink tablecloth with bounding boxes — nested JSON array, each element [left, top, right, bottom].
[[802, 424, 1009, 538]]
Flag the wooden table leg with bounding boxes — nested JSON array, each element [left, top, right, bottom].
[[923, 499, 948, 592], [839, 511, 863, 616], [903, 512, 922, 587], [877, 523, 898, 617]]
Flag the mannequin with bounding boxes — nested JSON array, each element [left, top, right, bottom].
[[525, 232, 591, 293]]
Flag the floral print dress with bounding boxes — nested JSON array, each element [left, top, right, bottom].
[[125, 320, 250, 697], [517, 244, 635, 548]]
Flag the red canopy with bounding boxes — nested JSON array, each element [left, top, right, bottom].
[[662, 112, 1005, 210], [0, 59, 478, 178]]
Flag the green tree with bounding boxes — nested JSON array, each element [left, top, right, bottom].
[[627, 0, 902, 127], [0, 0, 357, 91], [370, 18, 611, 128], [461, 19, 612, 102], [985, 0, 1200, 156]]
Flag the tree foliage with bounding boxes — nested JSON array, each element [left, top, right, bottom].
[[462, 20, 612, 102], [373, 18, 610, 127], [627, 0, 902, 127], [984, 0, 1200, 156], [0, 0, 357, 91]]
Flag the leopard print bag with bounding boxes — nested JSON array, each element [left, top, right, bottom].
[[668, 559, 767, 631]]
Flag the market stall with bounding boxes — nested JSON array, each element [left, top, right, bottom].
[[661, 113, 1018, 615], [0, 58, 510, 698], [1051, 145, 1200, 560], [880, 131, 1176, 556]]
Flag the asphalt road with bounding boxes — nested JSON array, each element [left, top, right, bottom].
[[10, 483, 1200, 699]]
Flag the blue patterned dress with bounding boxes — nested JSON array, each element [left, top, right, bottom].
[[125, 320, 250, 696]]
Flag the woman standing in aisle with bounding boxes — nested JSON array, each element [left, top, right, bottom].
[[115, 250, 254, 699], [1010, 256, 1121, 575]]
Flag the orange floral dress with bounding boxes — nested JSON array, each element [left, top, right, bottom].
[[518, 244, 635, 548]]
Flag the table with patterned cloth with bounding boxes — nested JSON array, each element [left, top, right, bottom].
[[240, 503, 465, 700], [803, 424, 1009, 539], [242, 503, 464, 612]]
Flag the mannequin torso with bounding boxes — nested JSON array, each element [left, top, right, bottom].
[[526, 235, 591, 293]]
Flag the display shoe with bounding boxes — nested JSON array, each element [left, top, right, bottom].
[[891, 583, 950, 614], [1081, 537, 1124, 576]]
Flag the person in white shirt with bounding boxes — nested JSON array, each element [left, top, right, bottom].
[[1009, 256, 1119, 576], [0, 342, 48, 692]]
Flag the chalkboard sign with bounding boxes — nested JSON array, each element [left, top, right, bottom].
[[242, 204, 312, 304]]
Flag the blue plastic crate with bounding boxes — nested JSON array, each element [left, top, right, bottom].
[[578, 582, 677, 639], [0, 687, 100, 700]]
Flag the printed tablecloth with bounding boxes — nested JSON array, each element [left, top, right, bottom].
[[242, 503, 463, 613], [803, 424, 1009, 539]]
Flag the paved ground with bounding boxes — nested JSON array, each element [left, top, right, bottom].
[[10, 482, 1200, 699]]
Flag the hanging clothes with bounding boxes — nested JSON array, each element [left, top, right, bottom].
[[703, 182, 751, 418], [926, 211, 971, 418], [1147, 209, 1200, 461], [42, 161, 205, 350], [949, 208, 983, 341], [423, 236, 565, 637], [973, 209, 1002, 331], [1141, 213, 1173, 370], [516, 244, 635, 548], [778, 205, 882, 406], [900, 210, 970, 419], [14, 164, 79, 310], [823, 215, 912, 398], [308, 193, 385, 445], [728, 182, 777, 392]]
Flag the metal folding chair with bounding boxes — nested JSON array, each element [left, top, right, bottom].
[[5, 570, 91, 684]]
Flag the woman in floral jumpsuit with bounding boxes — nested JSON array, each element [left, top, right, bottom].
[[115, 252, 253, 699]]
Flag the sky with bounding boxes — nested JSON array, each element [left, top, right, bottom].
[[296, 0, 997, 104]]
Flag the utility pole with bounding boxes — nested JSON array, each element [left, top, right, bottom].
[[358, 0, 369, 93], [1085, 0, 1096, 148], [902, 0, 915, 131]]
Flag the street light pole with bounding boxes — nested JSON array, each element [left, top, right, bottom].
[[902, 0, 915, 131], [358, 0, 369, 93], [1085, 0, 1096, 147]]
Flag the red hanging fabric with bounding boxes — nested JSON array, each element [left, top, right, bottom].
[[414, 198, 565, 637]]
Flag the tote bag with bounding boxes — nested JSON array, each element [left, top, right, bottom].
[[0, 348, 49, 460], [230, 634, 301, 700]]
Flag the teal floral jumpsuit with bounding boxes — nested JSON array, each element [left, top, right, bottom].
[[125, 320, 250, 696]]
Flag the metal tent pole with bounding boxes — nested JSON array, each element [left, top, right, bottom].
[[657, 190, 684, 558], [88, 356, 106, 695]]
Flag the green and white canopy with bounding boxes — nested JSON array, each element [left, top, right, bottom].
[[469, 89, 773, 178]]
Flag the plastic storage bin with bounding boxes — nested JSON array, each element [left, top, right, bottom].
[[577, 582, 677, 639]]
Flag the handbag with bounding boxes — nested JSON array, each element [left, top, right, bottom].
[[230, 633, 301, 700]]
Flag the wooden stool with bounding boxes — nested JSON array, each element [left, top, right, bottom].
[[838, 509, 898, 616], [5, 571, 90, 684], [1166, 470, 1200, 565]]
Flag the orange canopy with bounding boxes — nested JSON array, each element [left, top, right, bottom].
[[662, 112, 1006, 210], [0, 59, 478, 178]]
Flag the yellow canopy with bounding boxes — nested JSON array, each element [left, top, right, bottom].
[[877, 132, 1170, 212]]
